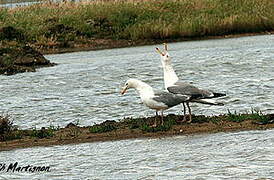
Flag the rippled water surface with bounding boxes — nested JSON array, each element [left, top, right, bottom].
[[0, 35, 273, 129], [1, 129, 274, 179], [0, 0, 41, 8], [0, 35, 274, 179]]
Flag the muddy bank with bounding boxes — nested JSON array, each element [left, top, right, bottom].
[[1, 25, 273, 55], [0, 44, 56, 75], [1, 29, 271, 76], [1, 113, 274, 152], [41, 31, 274, 55], [0, 26, 56, 75]]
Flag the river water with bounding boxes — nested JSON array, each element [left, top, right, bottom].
[[1, 129, 274, 179], [0, 35, 273, 129], [0, 35, 274, 179], [0, 0, 41, 8]]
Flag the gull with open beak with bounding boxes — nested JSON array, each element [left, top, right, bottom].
[[156, 43, 226, 123], [121, 78, 190, 127]]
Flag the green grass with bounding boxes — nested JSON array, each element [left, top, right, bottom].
[[0, 114, 23, 141], [0, 114, 15, 141], [4, 130, 23, 141], [30, 126, 57, 139], [121, 115, 179, 132], [1, 110, 274, 143], [121, 117, 148, 129], [0, 0, 273, 49], [89, 123, 117, 133], [121, 111, 273, 133], [0, 114, 59, 140], [140, 117, 176, 132], [0, 46, 18, 68], [226, 109, 270, 123]]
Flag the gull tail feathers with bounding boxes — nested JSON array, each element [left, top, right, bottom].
[[192, 99, 224, 106]]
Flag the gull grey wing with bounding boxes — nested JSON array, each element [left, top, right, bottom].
[[153, 91, 190, 107], [167, 82, 214, 99]]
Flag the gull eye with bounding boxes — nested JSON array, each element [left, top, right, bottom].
[[166, 55, 169, 58], [125, 83, 128, 86]]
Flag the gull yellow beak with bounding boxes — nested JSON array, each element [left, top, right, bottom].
[[155, 47, 164, 56], [121, 86, 128, 95]]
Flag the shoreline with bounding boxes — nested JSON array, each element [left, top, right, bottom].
[[41, 31, 274, 55], [2, 0, 273, 57], [1, 31, 270, 75], [1, 32, 274, 151], [1, 113, 274, 152]]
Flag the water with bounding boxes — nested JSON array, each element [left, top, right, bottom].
[[0, 0, 41, 8], [0, 129, 274, 179], [0, 35, 273, 129], [1, 35, 274, 179], [0, 0, 91, 8]]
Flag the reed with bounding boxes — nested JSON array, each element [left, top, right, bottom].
[[0, 0, 273, 49]]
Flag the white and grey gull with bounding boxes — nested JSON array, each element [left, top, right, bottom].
[[121, 78, 190, 127], [156, 43, 226, 123]]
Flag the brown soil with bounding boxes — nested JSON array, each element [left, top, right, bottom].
[[1, 114, 274, 152], [0, 44, 56, 75], [1, 29, 272, 75], [40, 31, 274, 55]]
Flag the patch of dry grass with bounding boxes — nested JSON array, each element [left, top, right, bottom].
[[0, 114, 19, 141], [0, 0, 273, 49]]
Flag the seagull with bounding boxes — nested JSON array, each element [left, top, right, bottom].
[[121, 78, 190, 127], [156, 43, 226, 123]]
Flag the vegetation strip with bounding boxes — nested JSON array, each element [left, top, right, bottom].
[[1, 0, 273, 74], [1, 111, 274, 151], [0, 0, 273, 54]]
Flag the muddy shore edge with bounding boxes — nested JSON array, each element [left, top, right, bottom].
[[41, 31, 274, 55], [1, 113, 274, 152], [1, 30, 272, 75]]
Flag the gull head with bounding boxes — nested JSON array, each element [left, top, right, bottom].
[[155, 45, 171, 65], [120, 78, 140, 95]]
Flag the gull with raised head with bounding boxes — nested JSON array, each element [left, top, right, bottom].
[[156, 43, 226, 123]]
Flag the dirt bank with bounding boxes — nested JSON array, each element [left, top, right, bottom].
[[41, 31, 274, 55], [1, 113, 274, 152], [0, 44, 56, 75], [2, 30, 272, 75]]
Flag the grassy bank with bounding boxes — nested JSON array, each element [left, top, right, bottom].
[[1, 111, 274, 151], [0, 43, 56, 75], [0, 0, 273, 52]]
